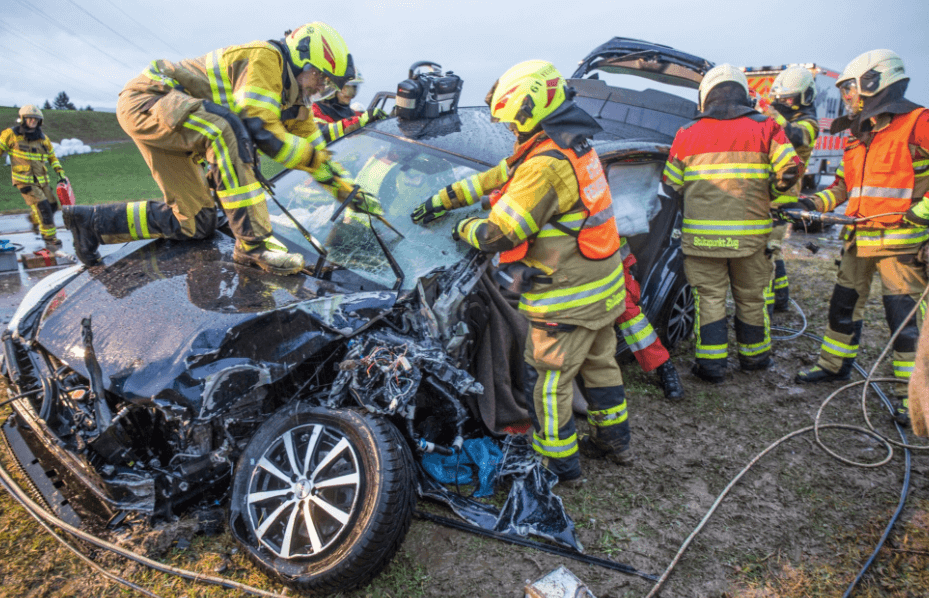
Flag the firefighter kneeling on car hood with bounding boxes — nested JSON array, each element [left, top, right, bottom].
[[447, 60, 631, 485], [62, 22, 375, 275]]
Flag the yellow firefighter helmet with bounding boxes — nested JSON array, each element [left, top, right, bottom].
[[488, 60, 567, 134], [285, 22, 352, 88]]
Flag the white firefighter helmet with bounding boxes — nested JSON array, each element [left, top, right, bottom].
[[697, 64, 749, 111], [770, 66, 816, 109], [18, 105, 43, 124], [836, 49, 907, 115]]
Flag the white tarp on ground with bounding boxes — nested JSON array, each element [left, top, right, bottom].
[[4, 137, 93, 166]]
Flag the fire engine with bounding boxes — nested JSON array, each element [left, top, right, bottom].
[[742, 63, 847, 191]]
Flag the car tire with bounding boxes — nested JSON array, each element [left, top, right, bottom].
[[657, 280, 694, 349], [229, 405, 415, 594]]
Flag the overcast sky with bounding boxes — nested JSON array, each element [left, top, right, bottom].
[[1, 0, 926, 113]]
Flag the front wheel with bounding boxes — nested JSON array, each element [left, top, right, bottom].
[[229, 405, 415, 594], [657, 281, 695, 349]]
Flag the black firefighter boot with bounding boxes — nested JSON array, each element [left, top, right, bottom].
[[578, 385, 634, 465], [656, 360, 684, 400], [62, 205, 102, 266]]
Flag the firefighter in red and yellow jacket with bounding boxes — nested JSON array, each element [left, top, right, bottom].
[[759, 66, 821, 313], [663, 64, 800, 383], [0, 105, 64, 250], [413, 173, 685, 401], [312, 70, 388, 144], [62, 22, 372, 275], [442, 61, 631, 485], [793, 50, 929, 425]]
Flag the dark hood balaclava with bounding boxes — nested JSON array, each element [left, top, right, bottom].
[[830, 79, 923, 136], [697, 82, 756, 120], [13, 123, 43, 141]]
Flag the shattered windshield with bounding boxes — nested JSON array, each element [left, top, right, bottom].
[[267, 130, 486, 291]]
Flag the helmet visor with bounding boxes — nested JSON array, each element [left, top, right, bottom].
[[839, 79, 861, 115]]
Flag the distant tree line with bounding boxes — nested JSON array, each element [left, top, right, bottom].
[[38, 92, 93, 111]]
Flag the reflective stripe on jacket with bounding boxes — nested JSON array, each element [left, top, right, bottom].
[[497, 138, 620, 263], [130, 41, 324, 171], [813, 109, 929, 256], [0, 126, 63, 187], [770, 111, 819, 204], [456, 134, 625, 327], [662, 113, 801, 258], [311, 102, 362, 144]]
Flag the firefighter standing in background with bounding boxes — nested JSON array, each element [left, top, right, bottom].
[[759, 66, 821, 313], [446, 60, 632, 485], [62, 22, 373, 275], [413, 171, 685, 401], [663, 64, 800, 383], [793, 50, 928, 425], [312, 70, 389, 144], [0, 105, 64, 250]]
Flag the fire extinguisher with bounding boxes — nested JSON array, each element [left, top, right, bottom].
[[56, 178, 75, 206]]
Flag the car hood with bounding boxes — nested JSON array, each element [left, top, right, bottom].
[[23, 235, 396, 417], [572, 37, 714, 89]]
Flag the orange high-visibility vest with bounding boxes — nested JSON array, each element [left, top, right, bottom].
[[499, 139, 621, 263], [845, 108, 927, 227]]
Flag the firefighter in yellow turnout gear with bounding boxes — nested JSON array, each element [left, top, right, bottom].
[[0, 105, 64, 250], [62, 22, 367, 275], [448, 61, 631, 485], [760, 66, 820, 313]]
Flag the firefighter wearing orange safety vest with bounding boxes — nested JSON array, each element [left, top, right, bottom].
[[312, 70, 389, 144], [62, 22, 374, 275], [413, 175, 685, 401], [662, 64, 800, 383], [793, 50, 929, 426], [758, 66, 820, 313], [445, 60, 632, 485], [0, 105, 64, 251]]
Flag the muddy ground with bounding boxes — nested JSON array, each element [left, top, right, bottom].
[[1, 226, 928, 598]]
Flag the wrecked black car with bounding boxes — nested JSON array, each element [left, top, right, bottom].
[[0, 38, 708, 594]]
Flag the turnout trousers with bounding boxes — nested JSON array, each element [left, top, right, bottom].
[[115, 85, 272, 245], [765, 221, 790, 311], [17, 182, 58, 241], [523, 320, 631, 478], [816, 244, 926, 391], [684, 248, 772, 373], [616, 254, 669, 372]]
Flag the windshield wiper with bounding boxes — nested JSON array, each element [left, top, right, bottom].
[[330, 183, 405, 290]]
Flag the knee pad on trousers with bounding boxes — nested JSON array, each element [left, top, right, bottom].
[[35, 200, 54, 226], [883, 295, 920, 353], [828, 284, 860, 334], [522, 361, 543, 433]]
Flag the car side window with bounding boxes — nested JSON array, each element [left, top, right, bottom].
[[607, 161, 663, 236]]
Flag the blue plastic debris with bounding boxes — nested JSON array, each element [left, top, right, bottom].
[[421, 437, 503, 498]]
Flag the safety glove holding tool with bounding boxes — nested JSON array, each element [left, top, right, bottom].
[[411, 193, 448, 224]]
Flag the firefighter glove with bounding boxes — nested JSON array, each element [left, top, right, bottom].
[[452, 217, 479, 242], [798, 196, 817, 211], [351, 188, 383, 215], [307, 147, 331, 173], [411, 193, 448, 224], [57, 176, 67, 186], [777, 197, 816, 212], [358, 108, 388, 127], [904, 206, 929, 227]]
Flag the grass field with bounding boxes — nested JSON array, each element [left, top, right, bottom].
[[1, 103, 287, 213], [0, 106, 128, 144]]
